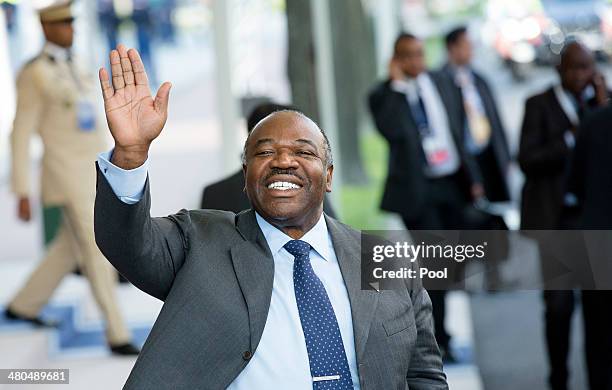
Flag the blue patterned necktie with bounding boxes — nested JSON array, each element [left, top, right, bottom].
[[284, 240, 354, 389]]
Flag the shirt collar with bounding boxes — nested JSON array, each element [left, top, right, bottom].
[[415, 72, 434, 89], [560, 84, 594, 105], [255, 211, 333, 262], [400, 72, 428, 101], [564, 89, 580, 109], [43, 42, 71, 63], [405, 72, 428, 85], [453, 65, 472, 78], [448, 63, 470, 73]]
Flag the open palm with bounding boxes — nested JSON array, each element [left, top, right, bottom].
[[99, 45, 171, 151]]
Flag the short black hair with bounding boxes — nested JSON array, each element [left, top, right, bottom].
[[393, 32, 419, 55], [445, 26, 468, 48], [247, 102, 295, 133]]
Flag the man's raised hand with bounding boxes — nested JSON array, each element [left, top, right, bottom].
[[99, 44, 172, 169]]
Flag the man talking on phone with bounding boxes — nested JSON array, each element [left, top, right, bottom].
[[368, 32, 483, 363], [519, 40, 610, 390], [93, 44, 448, 389]]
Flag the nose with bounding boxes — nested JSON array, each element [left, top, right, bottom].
[[270, 149, 299, 169]]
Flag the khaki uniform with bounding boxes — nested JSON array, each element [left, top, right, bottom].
[[9, 43, 130, 345]]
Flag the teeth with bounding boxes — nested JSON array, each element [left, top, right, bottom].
[[267, 181, 301, 190]]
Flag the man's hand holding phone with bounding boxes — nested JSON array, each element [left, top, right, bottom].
[[388, 58, 405, 82], [592, 70, 609, 107]]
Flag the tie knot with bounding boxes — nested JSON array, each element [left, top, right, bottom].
[[284, 240, 311, 258]]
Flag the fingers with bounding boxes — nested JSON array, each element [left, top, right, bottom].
[[99, 68, 113, 100], [128, 48, 149, 86], [154, 82, 172, 115], [110, 49, 125, 90], [118, 44, 135, 86], [18, 197, 31, 222]]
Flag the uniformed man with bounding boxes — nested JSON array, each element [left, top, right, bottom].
[[4, 0, 139, 355]]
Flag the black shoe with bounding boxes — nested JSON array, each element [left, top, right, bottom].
[[4, 308, 59, 328], [110, 343, 140, 356]]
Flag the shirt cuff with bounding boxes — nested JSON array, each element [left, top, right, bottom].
[[564, 192, 578, 207], [97, 149, 148, 204]]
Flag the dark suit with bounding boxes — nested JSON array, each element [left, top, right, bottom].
[[368, 72, 481, 354], [94, 167, 448, 389], [200, 171, 250, 213], [441, 63, 511, 202], [568, 106, 612, 390], [518, 87, 583, 229], [201, 170, 337, 218], [570, 106, 612, 228], [368, 72, 480, 222], [519, 86, 607, 390]]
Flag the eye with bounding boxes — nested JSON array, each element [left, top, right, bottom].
[[297, 150, 315, 156], [255, 150, 273, 156]]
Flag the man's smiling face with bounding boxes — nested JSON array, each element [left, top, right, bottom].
[[243, 111, 333, 230]]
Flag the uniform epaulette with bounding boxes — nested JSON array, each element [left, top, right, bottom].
[[21, 53, 46, 69]]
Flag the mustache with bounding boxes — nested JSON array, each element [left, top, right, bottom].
[[263, 168, 306, 184]]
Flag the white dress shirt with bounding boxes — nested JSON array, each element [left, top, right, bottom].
[[97, 151, 361, 389], [391, 73, 460, 178]]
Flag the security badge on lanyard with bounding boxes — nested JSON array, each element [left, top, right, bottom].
[[411, 97, 449, 167], [422, 137, 450, 167], [77, 99, 96, 132]]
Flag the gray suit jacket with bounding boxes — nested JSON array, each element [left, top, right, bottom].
[[94, 167, 447, 390]]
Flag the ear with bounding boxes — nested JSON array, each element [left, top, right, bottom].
[[325, 165, 334, 193], [242, 164, 247, 193], [40, 23, 50, 36]]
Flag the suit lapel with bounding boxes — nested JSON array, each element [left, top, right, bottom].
[[430, 71, 462, 140], [474, 76, 493, 118], [392, 84, 428, 165], [326, 216, 380, 363], [548, 88, 574, 129], [231, 210, 275, 351]]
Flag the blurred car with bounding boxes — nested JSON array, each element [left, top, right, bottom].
[[600, 1, 612, 57], [488, 0, 609, 80], [537, 0, 608, 63], [486, 0, 548, 80]]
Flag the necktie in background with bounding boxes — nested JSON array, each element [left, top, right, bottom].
[[285, 240, 354, 389], [409, 90, 431, 138], [456, 69, 491, 150], [409, 86, 451, 168]]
